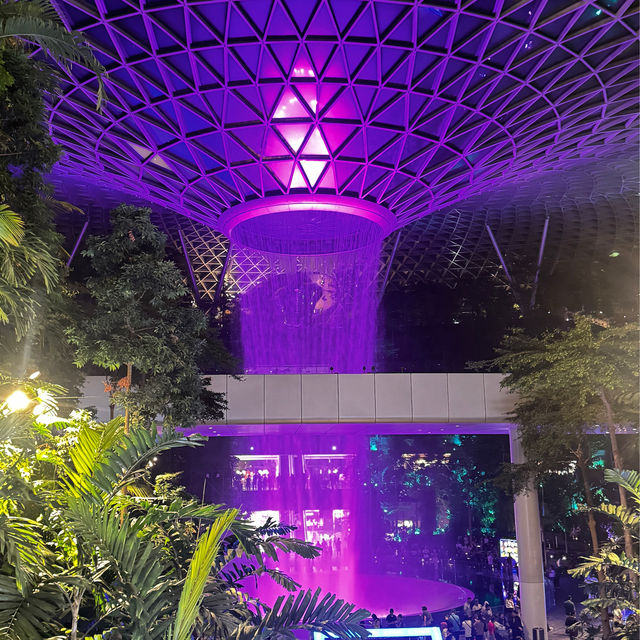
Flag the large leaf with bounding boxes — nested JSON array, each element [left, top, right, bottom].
[[170, 509, 238, 640], [605, 469, 640, 503], [67, 497, 181, 639], [63, 427, 202, 502], [0, 204, 23, 247], [0, 514, 46, 593], [232, 587, 370, 640], [0, 575, 64, 640]]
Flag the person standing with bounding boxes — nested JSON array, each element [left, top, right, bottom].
[[371, 614, 381, 629], [504, 595, 515, 625], [422, 606, 433, 626], [449, 610, 462, 640], [563, 595, 576, 616], [473, 616, 485, 640], [397, 614, 404, 628], [463, 597, 473, 620], [487, 618, 496, 640], [463, 617, 473, 640], [386, 609, 398, 628]]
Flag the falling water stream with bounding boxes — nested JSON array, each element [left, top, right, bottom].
[[229, 209, 383, 373]]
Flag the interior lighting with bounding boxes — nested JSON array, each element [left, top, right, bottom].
[[5, 390, 31, 412], [609, 250, 620, 257], [28, 371, 40, 379]]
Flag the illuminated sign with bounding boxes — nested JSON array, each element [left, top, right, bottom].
[[499, 538, 518, 564]]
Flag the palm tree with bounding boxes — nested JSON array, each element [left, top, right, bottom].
[[569, 469, 639, 640], [0, 0, 105, 104]]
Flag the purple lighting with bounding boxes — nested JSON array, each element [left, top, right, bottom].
[[221, 196, 395, 373], [48, 1, 638, 229]]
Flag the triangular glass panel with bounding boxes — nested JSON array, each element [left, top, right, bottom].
[[228, 5, 255, 39], [258, 48, 282, 79], [290, 165, 306, 188], [237, 0, 271, 35], [307, 42, 336, 75], [273, 89, 310, 119], [267, 3, 297, 38], [269, 42, 299, 75], [300, 160, 327, 187], [296, 84, 318, 113], [225, 93, 261, 125], [353, 85, 378, 117], [283, 0, 317, 33], [318, 166, 336, 190], [306, 2, 334, 36], [233, 44, 261, 78], [193, 3, 228, 39], [291, 50, 316, 79], [348, 4, 375, 37], [259, 85, 283, 118], [301, 128, 329, 156], [374, 2, 407, 38], [276, 123, 311, 152], [323, 88, 358, 119], [264, 128, 290, 157], [320, 123, 356, 154]]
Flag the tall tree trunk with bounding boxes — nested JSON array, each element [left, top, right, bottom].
[[599, 389, 634, 557], [576, 442, 611, 640]]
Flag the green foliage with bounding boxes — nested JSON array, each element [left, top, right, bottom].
[[68, 205, 230, 428], [0, 375, 368, 640], [0, 0, 105, 105], [232, 587, 369, 640], [569, 469, 639, 640], [482, 316, 639, 491], [0, 41, 82, 395]]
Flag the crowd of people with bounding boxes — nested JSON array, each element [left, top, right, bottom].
[[365, 594, 525, 640]]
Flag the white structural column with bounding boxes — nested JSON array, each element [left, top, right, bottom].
[[510, 426, 547, 637]]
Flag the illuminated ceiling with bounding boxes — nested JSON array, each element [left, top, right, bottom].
[[49, 0, 639, 232]]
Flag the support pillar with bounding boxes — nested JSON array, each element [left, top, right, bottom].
[[509, 426, 547, 638]]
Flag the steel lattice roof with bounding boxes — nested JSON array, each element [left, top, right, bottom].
[[49, 0, 639, 231]]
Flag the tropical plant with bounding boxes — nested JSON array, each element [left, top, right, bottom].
[[0, 374, 369, 639], [481, 315, 639, 639], [67, 205, 232, 429], [0, 0, 104, 103], [569, 469, 639, 640]]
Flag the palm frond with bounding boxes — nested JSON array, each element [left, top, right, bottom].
[[604, 469, 640, 502], [0, 204, 23, 247], [233, 587, 370, 640], [0, 14, 106, 106], [63, 428, 202, 502], [0, 575, 65, 640], [66, 497, 176, 639], [0, 514, 47, 593], [170, 509, 238, 640]]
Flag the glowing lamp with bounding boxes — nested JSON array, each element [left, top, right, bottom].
[[5, 390, 31, 413]]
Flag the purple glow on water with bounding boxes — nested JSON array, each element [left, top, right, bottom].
[[225, 201, 390, 373], [216, 434, 473, 615]]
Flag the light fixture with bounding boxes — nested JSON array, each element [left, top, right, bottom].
[[5, 390, 31, 412], [609, 250, 620, 257]]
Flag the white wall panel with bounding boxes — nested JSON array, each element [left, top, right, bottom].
[[265, 375, 302, 423], [337, 374, 375, 422], [227, 375, 264, 424], [447, 373, 486, 421], [411, 374, 449, 421], [375, 373, 412, 421], [302, 375, 339, 422]]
